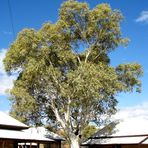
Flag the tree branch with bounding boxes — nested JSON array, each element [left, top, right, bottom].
[[50, 100, 66, 129], [85, 49, 91, 63], [65, 98, 71, 123]]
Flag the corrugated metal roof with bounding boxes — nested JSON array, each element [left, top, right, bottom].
[[83, 117, 148, 145], [24, 127, 64, 141], [0, 112, 63, 142], [0, 111, 28, 129], [0, 129, 54, 142], [83, 136, 148, 145], [112, 117, 148, 136]]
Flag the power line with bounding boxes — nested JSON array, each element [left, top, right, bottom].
[[7, 0, 15, 39]]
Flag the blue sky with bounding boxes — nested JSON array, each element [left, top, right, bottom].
[[0, 0, 148, 112]]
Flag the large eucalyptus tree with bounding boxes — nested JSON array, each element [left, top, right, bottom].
[[3, 1, 142, 148]]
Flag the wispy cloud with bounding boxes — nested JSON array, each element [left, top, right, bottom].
[[2, 31, 12, 35], [136, 11, 148, 23], [0, 49, 15, 95], [115, 102, 148, 120]]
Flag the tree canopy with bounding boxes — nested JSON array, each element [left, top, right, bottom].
[[3, 1, 142, 148]]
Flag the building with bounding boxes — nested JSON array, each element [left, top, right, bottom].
[[82, 116, 148, 148], [0, 111, 63, 148]]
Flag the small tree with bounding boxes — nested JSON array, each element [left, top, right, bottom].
[[82, 125, 97, 140], [4, 1, 142, 148]]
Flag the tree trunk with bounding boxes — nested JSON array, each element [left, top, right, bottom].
[[70, 136, 80, 148]]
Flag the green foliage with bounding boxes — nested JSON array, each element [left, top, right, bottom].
[[82, 125, 97, 140], [3, 0, 143, 145]]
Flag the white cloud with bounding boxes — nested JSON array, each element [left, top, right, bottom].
[[115, 102, 148, 120], [136, 11, 148, 23], [0, 49, 15, 95]]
